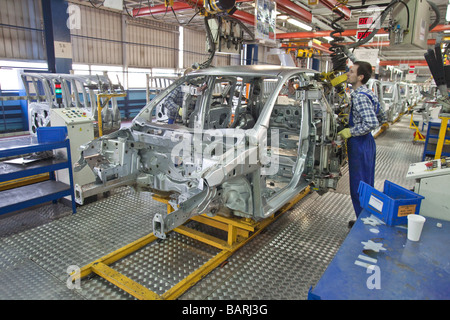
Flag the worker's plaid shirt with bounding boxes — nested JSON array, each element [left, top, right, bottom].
[[164, 86, 184, 120], [349, 85, 381, 137]]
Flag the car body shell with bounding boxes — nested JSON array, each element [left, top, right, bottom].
[[75, 65, 345, 239], [381, 81, 404, 122]]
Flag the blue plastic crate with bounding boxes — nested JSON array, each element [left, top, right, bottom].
[[37, 126, 68, 143], [358, 180, 424, 226]]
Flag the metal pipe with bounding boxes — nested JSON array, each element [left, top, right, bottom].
[[274, 0, 312, 23], [132, 0, 254, 17], [319, 0, 352, 20], [277, 25, 450, 40]]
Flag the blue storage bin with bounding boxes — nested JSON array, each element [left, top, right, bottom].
[[358, 180, 425, 226], [37, 126, 68, 143]]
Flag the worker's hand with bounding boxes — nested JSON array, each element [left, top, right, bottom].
[[338, 128, 351, 139]]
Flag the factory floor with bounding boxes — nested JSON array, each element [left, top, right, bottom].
[[0, 114, 423, 300]]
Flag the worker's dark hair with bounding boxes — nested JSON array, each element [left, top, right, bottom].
[[354, 61, 373, 84]]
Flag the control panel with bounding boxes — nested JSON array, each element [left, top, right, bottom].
[[406, 157, 450, 180], [52, 107, 93, 124], [50, 107, 96, 202]]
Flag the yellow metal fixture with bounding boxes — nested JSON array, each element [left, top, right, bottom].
[[435, 116, 450, 159], [96, 93, 127, 138], [72, 187, 311, 300], [164, 0, 174, 7], [297, 48, 313, 58]]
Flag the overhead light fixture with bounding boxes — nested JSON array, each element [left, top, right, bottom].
[[287, 18, 312, 31], [277, 15, 289, 20], [323, 36, 334, 42]]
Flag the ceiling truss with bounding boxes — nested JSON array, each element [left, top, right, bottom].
[[73, 0, 450, 77]]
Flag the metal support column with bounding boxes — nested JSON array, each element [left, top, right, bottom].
[[245, 44, 258, 65], [41, 0, 72, 74]]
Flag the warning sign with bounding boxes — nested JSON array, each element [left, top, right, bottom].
[[397, 205, 416, 217]]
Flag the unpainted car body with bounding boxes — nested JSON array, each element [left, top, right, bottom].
[[381, 81, 403, 122], [366, 79, 388, 136], [75, 66, 345, 239], [398, 82, 412, 112]]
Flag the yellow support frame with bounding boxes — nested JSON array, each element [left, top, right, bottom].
[[96, 93, 127, 138], [435, 116, 450, 159], [74, 186, 311, 300], [373, 123, 389, 139], [409, 113, 425, 143]]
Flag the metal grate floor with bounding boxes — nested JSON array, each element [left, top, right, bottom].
[[0, 116, 424, 300]]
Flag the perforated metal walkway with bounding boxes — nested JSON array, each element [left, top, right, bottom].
[[0, 116, 423, 300]]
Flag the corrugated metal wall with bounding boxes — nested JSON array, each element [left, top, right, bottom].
[[0, 0, 45, 61], [214, 53, 231, 67], [183, 27, 230, 68], [126, 19, 178, 68], [183, 27, 205, 68], [70, 4, 123, 65], [70, 3, 179, 68], [0, 1, 237, 69]]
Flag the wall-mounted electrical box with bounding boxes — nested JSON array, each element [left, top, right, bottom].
[[389, 0, 430, 50]]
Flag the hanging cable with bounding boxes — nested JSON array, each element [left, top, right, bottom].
[[329, 14, 347, 72], [350, 0, 409, 52], [88, 0, 105, 8], [222, 14, 255, 42], [199, 16, 216, 69], [145, 0, 169, 20], [427, 0, 440, 31], [170, 6, 201, 26], [329, 0, 415, 67]]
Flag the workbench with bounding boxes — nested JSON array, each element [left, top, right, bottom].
[[309, 210, 450, 300], [0, 135, 76, 215]]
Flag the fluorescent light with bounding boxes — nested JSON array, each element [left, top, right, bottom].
[[447, 4, 450, 21], [287, 18, 312, 31], [323, 36, 334, 42], [277, 15, 289, 20], [374, 33, 389, 37]]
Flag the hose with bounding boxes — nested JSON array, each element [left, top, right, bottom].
[[329, 14, 347, 72], [330, 0, 418, 68], [427, 0, 439, 31], [199, 16, 216, 69]]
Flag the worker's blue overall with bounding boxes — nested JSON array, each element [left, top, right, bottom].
[[347, 96, 376, 218]]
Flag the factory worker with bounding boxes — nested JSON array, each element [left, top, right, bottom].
[[339, 61, 386, 227]]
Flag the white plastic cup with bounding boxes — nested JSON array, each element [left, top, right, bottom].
[[407, 214, 426, 241]]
